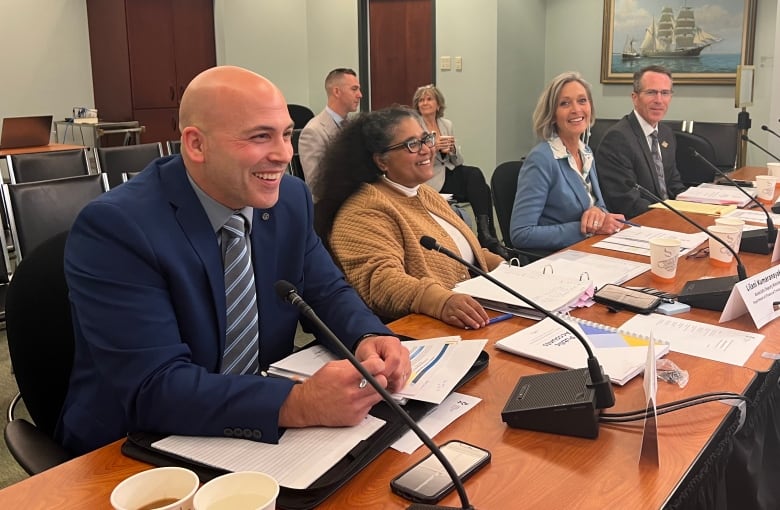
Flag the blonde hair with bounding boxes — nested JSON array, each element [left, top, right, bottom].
[[532, 71, 595, 140], [412, 84, 446, 118]]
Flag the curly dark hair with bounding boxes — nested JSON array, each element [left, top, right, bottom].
[[314, 106, 423, 243]]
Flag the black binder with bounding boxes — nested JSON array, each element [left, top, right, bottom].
[[122, 350, 489, 510]]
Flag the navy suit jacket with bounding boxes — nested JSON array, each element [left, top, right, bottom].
[[595, 112, 686, 219], [56, 156, 390, 455]]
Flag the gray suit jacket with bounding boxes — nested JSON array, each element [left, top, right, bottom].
[[299, 109, 340, 201], [427, 117, 464, 192], [595, 112, 686, 219]]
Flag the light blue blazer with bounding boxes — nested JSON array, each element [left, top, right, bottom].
[[509, 140, 607, 251]]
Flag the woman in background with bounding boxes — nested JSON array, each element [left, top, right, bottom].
[[413, 84, 508, 259], [315, 106, 504, 329], [509, 72, 624, 253]]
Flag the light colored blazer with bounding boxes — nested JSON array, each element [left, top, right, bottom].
[[298, 109, 341, 201], [426, 117, 464, 192], [509, 141, 608, 251]]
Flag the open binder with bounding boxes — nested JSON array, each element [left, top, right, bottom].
[[122, 350, 489, 510]]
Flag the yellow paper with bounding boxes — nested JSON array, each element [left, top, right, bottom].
[[649, 200, 737, 216]]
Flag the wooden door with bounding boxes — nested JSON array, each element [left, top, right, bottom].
[[126, 0, 177, 109], [365, 0, 435, 110], [172, 0, 216, 99]]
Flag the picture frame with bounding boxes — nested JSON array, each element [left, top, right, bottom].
[[600, 0, 758, 85]]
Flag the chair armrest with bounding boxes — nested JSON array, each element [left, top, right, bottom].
[[4, 419, 72, 475]]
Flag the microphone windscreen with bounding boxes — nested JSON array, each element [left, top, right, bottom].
[[762, 125, 769, 131], [274, 280, 297, 301], [419, 236, 438, 250]]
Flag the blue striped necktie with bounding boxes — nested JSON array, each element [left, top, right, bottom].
[[650, 130, 668, 199], [221, 214, 259, 375]]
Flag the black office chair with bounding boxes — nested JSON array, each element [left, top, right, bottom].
[[4, 231, 74, 474], [688, 121, 739, 172], [6, 149, 90, 184], [3, 174, 108, 261], [587, 118, 620, 154], [288, 128, 305, 180], [287, 104, 315, 129], [490, 160, 546, 263], [166, 140, 181, 155], [0, 226, 12, 324], [95, 142, 164, 189], [674, 131, 719, 186]]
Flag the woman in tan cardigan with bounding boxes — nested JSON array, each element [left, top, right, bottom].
[[315, 106, 504, 329]]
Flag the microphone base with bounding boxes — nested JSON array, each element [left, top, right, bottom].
[[739, 228, 773, 254], [501, 368, 599, 439], [677, 275, 740, 311]]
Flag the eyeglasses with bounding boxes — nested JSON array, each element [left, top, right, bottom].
[[685, 246, 709, 259], [381, 132, 436, 154], [639, 89, 674, 98]]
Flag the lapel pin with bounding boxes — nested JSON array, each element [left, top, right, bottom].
[[661, 141, 669, 148]]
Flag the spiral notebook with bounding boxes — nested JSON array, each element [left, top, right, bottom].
[[496, 316, 669, 385]]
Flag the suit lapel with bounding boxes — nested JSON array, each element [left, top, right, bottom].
[[159, 162, 227, 343], [627, 113, 663, 196]]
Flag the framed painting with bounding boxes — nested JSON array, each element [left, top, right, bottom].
[[600, 0, 757, 85]]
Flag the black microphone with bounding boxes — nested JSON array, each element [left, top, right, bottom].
[[419, 236, 615, 439], [635, 184, 746, 311], [689, 148, 776, 254], [742, 134, 780, 162], [761, 124, 780, 141], [274, 280, 474, 510]]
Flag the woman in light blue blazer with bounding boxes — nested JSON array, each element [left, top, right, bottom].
[[509, 72, 625, 253]]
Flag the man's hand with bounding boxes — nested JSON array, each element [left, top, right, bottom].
[[355, 335, 411, 393]]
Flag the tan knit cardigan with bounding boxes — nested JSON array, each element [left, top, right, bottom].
[[330, 180, 503, 321]]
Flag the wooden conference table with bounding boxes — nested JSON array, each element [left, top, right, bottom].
[[0, 143, 85, 158], [0, 167, 776, 509]]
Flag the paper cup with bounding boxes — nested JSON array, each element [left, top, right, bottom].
[[755, 175, 777, 202], [707, 225, 740, 267], [714, 217, 744, 252], [649, 238, 681, 282], [768, 162, 780, 178], [193, 471, 279, 510], [111, 467, 199, 510]]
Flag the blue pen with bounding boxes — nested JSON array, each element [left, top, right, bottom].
[[617, 219, 641, 228], [488, 313, 515, 325]]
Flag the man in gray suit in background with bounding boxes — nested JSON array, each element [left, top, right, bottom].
[[299, 68, 362, 201], [595, 65, 687, 219]]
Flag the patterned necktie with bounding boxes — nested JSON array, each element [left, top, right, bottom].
[[221, 214, 259, 375], [650, 130, 668, 200]]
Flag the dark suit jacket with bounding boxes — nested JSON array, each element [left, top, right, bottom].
[[56, 156, 390, 455], [595, 112, 686, 219]]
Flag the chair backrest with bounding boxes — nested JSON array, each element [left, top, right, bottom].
[[288, 128, 305, 180], [166, 140, 181, 155], [490, 160, 524, 247], [95, 142, 163, 189], [686, 121, 739, 172], [587, 118, 620, 154], [4, 174, 108, 261], [7, 149, 90, 184], [288, 104, 315, 129], [6, 231, 72, 437], [674, 131, 718, 186], [121, 171, 142, 183]]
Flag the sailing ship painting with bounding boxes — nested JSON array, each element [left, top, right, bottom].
[[604, 0, 753, 82], [640, 4, 722, 58]]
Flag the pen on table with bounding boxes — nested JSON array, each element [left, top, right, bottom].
[[617, 219, 641, 228], [464, 312, 515, 329], [262, 371, 304, 384]]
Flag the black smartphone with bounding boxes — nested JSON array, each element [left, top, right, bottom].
[[390, 440, 491, 504], [594, 284, 662, 314]]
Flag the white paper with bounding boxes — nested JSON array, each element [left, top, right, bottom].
[[723, 208, 780, 226], [621, 314, 764, 366], [153, 415, 385, 489], [522, 250, 650, 289], [676, 185, 755, 207], [594, 226, 708, 257], [391, 392, 481, 454]]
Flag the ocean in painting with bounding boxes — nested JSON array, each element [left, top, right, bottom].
[[611, 53, 739, 74]]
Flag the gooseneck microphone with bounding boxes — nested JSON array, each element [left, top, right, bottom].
[[742, 134, 780, 162], [274, 280, 474, 510], [761, 124, 780, 141], [690, 148, 776, 254], [420, 236, 615, 439], [635, 184, 746, 311]]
